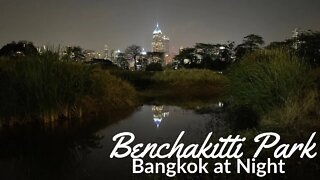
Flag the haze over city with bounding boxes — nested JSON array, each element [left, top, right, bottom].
[[1, 0, 320, 52]]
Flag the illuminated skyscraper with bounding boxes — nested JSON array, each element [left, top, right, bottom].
[[152, 23, 164, 52], [152, 23, 170, 55], [163, 35, 170, 55], [104, 44, 109, 59]]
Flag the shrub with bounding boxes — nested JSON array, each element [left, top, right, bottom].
[[145, 62, 163, 71], [227, 49, 309, 115], [0, 52, 137, 124]]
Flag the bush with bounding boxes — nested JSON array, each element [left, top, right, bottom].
[[227, 49, 309, 115], [150, 69, 228, 99], [0, 52, 137, 124], [153, 69, 226, 83], [261, 89, 320, 132], [145, 62, 163, 71]]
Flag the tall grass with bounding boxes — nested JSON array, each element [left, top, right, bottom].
[[153, 69, 225, 83], [111, 69, 228, 106], [142, 69, 228, 105], [154, 69, 227, 95], [0, 51, 137, 125], [227, 49, 309, 115], [261, 89, 320, 132]]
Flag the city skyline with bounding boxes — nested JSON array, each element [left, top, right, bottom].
[[1, 0, 320, 52]]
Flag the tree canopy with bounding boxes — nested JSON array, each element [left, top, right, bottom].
[[173, 42, 235, 70], [0, 41, 39, 57], [235, 34, 265, 61], [63, 46, 85, 61], [125, 45, 142, 70]]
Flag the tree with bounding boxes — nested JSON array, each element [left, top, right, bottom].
[[125, 45, 141, 70], [146, 62, 163, 71], [116, 53, 129, 69], [0, 41, 39, 57], [146, 52, 164, 63], [63, 46, 85, 61], [266, 40, 292, 50], [243, 34, 265, 50], [295, 30, 320, 67], [174, 42, 235, 70], [235, 34, 264, 60], [266, 30, 320, 67], [174, 48, 198, 68]]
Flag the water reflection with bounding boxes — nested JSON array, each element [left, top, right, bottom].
[[0, 104, 228, 180], [152, 105, 169, 128]]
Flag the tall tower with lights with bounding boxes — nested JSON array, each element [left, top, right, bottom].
[[152, 23, 165, 52]]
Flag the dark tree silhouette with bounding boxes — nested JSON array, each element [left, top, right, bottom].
[[125, 45, 141, 70], [174, 48, 197, 68], [146, 62, 163, 71], [116, 53, 129, 69], [235, 34, 264, 60], [0, 41, 39, 57], [295, 30, 320, 67], [266, 30, 320, 67], [266, 40, 292, 50], [63, 46, 85, 61], [146, 52, 165, 64], [174, 42, 235, 70], [243, 34, 265, 50]]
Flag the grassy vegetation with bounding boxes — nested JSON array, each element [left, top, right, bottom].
[[227, 49, 309, 115], [0, 51, 138, 125], [111, 69, 228, 107], [225, 49, 320, 179], [227, 48, 320, 138], [256, 67, 320, 138], [1, 47, 319, 134]]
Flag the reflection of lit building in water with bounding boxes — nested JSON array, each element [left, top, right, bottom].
[[152, 106, 169, 128]]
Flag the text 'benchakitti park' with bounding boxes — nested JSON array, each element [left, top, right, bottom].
[[109, 131, 317, 177]]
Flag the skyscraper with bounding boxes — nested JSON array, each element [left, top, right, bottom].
[[152, 23, 169, 55], [163, 35, 170, 55]]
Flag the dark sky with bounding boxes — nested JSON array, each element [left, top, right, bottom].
[[0, 0, 320, 53]]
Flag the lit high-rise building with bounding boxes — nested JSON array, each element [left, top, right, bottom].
[[104, 44, 109, 59], [163, 35, 170, 55], [152, 23, 170, 55]]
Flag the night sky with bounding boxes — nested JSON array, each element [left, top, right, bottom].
[[1, 0, 320, 53]]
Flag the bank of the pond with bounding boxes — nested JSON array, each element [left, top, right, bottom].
[[112, 69, 228, 106], [0, 53, 138, 126]]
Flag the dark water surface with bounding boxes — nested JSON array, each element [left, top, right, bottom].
[[0, 104, 227, 180]]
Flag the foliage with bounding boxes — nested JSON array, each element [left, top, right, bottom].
[[110, 70, 155, 90], [153, 69, 226, 83], [145, 62, 163, 71], [0, 51, 137, 123], [115, 52, 129, 70], [62, 46, 85, 61], [149, 69, 228, 100], [228, 49, 309, 115], [146, 52, 164, 64], [125, 44, 142, 70], [266, 30, 320, 68], [85, 59, 118, 70], [260, 67, 320, 134], [235, 34, 265, 61], [295, 30, 320, 67], [174, 48, 197, 68], [265, 40, 293, 50], [111, 69, 228, 103], [261, 89, 320, 133], [0, 41, 39, 57], [174, 42, 235, 70]]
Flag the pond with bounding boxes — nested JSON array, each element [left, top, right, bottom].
[[0, 104, 228, 180]]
